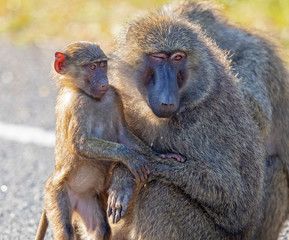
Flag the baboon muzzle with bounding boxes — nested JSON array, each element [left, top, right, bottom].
[[147, 64, 180, 118]]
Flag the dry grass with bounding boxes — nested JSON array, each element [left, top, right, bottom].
[[0, 0, 288, 62]]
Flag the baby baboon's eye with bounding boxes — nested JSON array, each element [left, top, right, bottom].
[[100, 61, 107, 68], [90, 64, 96, 70]]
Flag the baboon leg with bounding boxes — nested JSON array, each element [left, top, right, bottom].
[[75, 195, 111, 240], [44, 179, 74, 240]]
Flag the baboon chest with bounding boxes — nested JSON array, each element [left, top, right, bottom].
[[89, 102, 119, 142]]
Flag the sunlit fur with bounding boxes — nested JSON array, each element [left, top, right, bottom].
[[43, 42, 150, 240], [166, 2, 289, 239], [109, 9, 266, 240], [111, 12, 235, 146], [55, 41, 108, 91]]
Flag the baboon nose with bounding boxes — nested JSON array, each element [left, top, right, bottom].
[[161, 102, 175, 107], [101, 84, 108, 90]]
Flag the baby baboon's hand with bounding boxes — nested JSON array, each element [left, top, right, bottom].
[[159, 153, 186, 163], [107, 187, 133, 224], [125, 153, 150, 182]]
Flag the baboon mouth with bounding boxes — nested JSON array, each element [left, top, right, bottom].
[[157, 112, 173, 118], [91, 90, 107, 99], [151, 108, 175, 118], [149, 99, 178, 118]]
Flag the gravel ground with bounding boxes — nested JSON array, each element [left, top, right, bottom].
[[0, 38, 57, 239], [0, 38, 288, 239], [280, 224, 289, 240]]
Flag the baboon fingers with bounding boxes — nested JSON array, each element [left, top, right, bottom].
[[134, 165, 147, 182], [145, 162, 150, 175], [140, 166, 148, 181], [109, 206, 120, 224], [113, 205, 122, 224], [107, 192, 117, 217], [119, 192, 130, 218], [160, 153, 186, 163], [134, 169, 141, 182], [107, 204, 112, 217], [111, 197, 126, 223], [136, 169, 143, 182], [172, 154, 186, 163], [143, 158, 150, 175], [107, 187, 131, 224], [143, 160, 150, 177], [110, 208, 116, 223]]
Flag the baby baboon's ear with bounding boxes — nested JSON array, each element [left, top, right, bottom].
[[54, 52, 67, 74]]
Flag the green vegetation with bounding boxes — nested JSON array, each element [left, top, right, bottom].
[[0, 0, 288, 61]]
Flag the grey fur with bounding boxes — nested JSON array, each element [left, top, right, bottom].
[[108, 9, 267, 240]]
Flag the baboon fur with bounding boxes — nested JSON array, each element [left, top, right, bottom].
[[108, 10, 267, 240], [43, 41, 151, 240], [166, 1, 289, 239]]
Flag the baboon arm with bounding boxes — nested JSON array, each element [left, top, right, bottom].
[[67, 112, 142, 163], [107, 163, 136, 224], [73, 134, 135, 161], [67, 111, 149, 181], [146, 154, 263, 233]]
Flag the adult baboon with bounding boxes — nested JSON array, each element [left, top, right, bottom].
[[167, 0, 289, 164], [166, 2, 289, 238], [107, 11, 266, 240]]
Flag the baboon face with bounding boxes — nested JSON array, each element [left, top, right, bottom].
[[121, 14, 200, 118], [80, 61, 109, 99], [143, 51, 187, 118], [54, 42, 109, 99]]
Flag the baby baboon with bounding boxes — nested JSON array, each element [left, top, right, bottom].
[[165, 2, 289, 238], [107, 11, 265, 240], [42, 41, 151, 240], [36, 41, 184, 240]]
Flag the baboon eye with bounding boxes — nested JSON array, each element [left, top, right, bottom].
[[150, 53, 167, 64], [153, 55, 165, 59], [90, 64, 96, 70], [174, 55, 183, 61], [100, 61, 107, 68], [171, 52, 186, 63]]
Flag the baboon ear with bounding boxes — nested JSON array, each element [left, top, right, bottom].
[[54, 52, 67, 74]]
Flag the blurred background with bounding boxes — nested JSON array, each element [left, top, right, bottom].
[[0, 0, 288, 239], [0, 0, 289, 55]]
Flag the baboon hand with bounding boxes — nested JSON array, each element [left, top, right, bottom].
[[159, 153, 186, 163], [107, 187, 133, 224], [125, 153, 150, 182]]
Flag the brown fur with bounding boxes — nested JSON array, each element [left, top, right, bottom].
[[42, 42, 150, 240], [166, 2, 289, 238], [108, 11, 266, 239]]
